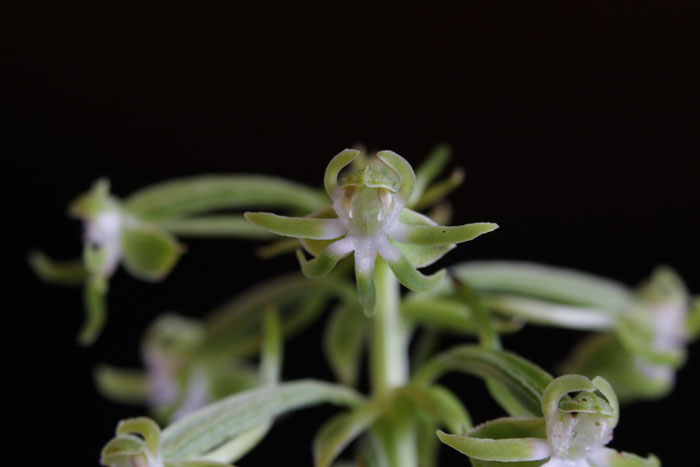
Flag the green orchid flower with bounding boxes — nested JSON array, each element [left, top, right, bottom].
[[437, 374, 659, 467], [245, 149, 498, 313]]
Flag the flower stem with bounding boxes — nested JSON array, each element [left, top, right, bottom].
[[370, 256, 416, 467]]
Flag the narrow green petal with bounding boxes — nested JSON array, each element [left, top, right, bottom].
[[354, 248, 377, 314], [689, 296, 700, 340], [377, 150, 416, 201], [390, 222, 498, 246], [27, 250, 87, 286], [79, 275, 108, 346], [436, 427, 549, 462], [296, 239, 354, 279], [541, 374, 596, 419], [157, 215, 276, 239], [245, 212, 346, 239], [101, 434, 147, 466], [379, 240, 444, 292], [94, 365, 149, 404], [121, 224, 184, 281], [409, 143, 451, 207], [324, 149, 360, 197], [412, 167, 464, 211], [313, 403, 382, 467], [117, 417, 162, 460]]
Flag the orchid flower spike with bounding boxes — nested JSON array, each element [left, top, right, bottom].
[[437, 374, 659, 467], [246, 149, 498, 314]]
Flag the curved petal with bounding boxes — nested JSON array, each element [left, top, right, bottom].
[[324, 149, 360, 198], [541, 375, 597, 420], [377, 150, 416, 201], [296, 238, 354, 279], [377, 239, 445, 292], [592, 376, 619, 428], [80, 274, 108, 346], [117, 417, 162, 461], [389, 222, 498, 246], [245, 212, 346, 239]]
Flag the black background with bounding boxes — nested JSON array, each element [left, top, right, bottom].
[[7, 1, 699, 465]]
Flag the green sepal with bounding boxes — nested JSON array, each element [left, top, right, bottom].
[[121, 223, 184, 281], [392, 208, 455, 267], [541, 374, 597, 419], [325, 149, 360, 197], [313, 402, 383, 467], [377, 150, 416, 201], [94, 364, 149, 404], [341, 166, 399, 192], [27, 250, 86, 286], [69, 178, 114, 219], [384, 252, 445, 292], [80, 274, 108, 346], [397, 384, 472, 434], [414, 346, 553, 417], [161, 380, 364, 460], [436, 417, 549, 463], [245, 212, 346, 239], [158, 215, 276, 239], [392, 222, 498, 246], [324, 302, 367, 386]]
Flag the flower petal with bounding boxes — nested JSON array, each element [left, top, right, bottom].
[[296, 238, 354, 279], [324, 149, 360, 198], [587, 447, 660, 467], [377, 150, 416, 201], [354, 247, 377, 314], [245, 212, 347, 239], [377, 239, 445, 292], [389, 222, 498, 246], [80, 274, 108, 346]]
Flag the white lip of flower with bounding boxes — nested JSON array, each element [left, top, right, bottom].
[[245, 149, 498, 313], [85, 209, 123, 276]]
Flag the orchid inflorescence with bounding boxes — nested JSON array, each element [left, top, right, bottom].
[[30, 145, 696, 466]]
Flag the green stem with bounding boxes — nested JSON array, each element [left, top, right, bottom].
[[370, 257, 416, 467]]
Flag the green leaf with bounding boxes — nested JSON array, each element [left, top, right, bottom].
[[161, 380, 364, 460], [245, 212, 346, 239], [484, 295, 617, 330], [401, 298, 522, 335], [27, 250, 86, 285], [324, 302, 367, 386], [125, 175, 328, 221], [94, 364, 149, 404], [313, 402, 383, 467], [449, 261, 633, 312], [398, 384, 472, 434], [79, 275, 108, 346], [414, 346, 553, 417], [377, 150, 416, 201], [260, 308, 282, 385], [157, 215, 276, 239], [121, 223, 184, 281], [390, 222, 498, 246], [436, 417, 549, 462]]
